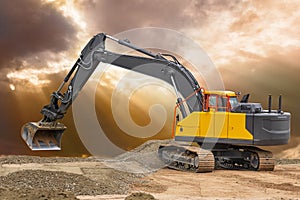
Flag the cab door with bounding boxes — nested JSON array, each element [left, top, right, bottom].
[[207, 95, 229, 139]]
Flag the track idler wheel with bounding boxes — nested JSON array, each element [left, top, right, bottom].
[[250, 153, 259, 170]]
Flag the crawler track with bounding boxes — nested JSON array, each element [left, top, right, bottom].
[[213, 146, 275, 171], [158, 144, 215, 173], [159, 144, 274, 172], [244, 146, 275, 171]]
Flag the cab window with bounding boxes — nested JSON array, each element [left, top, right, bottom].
[[208, 95, 228, 111], [209, 95, 217, 107], [229, 97, 239, 109], [217, 96, 227, 111]]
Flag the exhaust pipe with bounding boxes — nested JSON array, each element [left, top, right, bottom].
[[21, 121, 66, 151], [268, 95, 272, 113], [278, 95, 282, 113]]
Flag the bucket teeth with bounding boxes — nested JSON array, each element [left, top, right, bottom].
[[21, 122, 66, 151]]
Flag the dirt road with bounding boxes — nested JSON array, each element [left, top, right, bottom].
[[1, 140, 300, 200], [133, 164, 300, 200], [0, 155, 300, 200]]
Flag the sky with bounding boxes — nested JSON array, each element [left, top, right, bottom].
[[0, 0, 299, 156]]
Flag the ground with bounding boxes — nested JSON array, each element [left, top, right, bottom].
[[0, 141, 300, 200]]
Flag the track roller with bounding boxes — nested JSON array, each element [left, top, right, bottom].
[[158, 144, 215, 173]]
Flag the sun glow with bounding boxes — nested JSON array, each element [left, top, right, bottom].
[[9, 84, 15, 91], [7, 69, 51, 86], [6, 53, 73, 87], [60, 1, 86, 30], [41, 0, 85, 30]]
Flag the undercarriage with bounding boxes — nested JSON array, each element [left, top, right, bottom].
[[158, 143, 274, 172]]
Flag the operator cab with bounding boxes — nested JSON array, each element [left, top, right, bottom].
[[203, 90, 238, 112]]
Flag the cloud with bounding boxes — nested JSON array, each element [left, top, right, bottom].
[[74, 0, 300, 67], [169, 0, 300, 66], [75, 0, 210, 34], [0, 0, 77, 72]]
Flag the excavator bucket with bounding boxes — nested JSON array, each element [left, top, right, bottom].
[[21, 122, 66, 151]]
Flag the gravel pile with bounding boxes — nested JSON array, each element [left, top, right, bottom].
[[0, 170, 119, 196], [0, 140, 170, 199], [0, 187, 79, 200], [103, 140, 171, 173], [0, 155, 96, 165], [125, 192, 157, 200]]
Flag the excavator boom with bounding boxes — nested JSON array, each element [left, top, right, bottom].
[[21, 33, 203, 150]]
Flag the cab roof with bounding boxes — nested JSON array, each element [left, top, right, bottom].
[[203, 90, 237, 97]]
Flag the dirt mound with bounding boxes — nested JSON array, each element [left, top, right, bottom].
[[0, 187, 78, 200], [0, 169, 136, 197], [278, 144, 300, 159], [103, 140, 171, 173], [0, 140, 170, 199], [125, 192, 156, 200], [0, 155, 95, 165]]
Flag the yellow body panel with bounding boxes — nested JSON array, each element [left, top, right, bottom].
[[214, 112, 228, 138], [176, 111, 253, 141], [227, 113, 253, 140], [176, 112, 213, 137], [199, 112, 214, 137], [175, 112, 200, 137]]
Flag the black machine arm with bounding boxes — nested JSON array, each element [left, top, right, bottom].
[[41, 33, 203, 123]]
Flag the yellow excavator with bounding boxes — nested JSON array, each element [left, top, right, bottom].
[[21, 33, 291, 172]]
